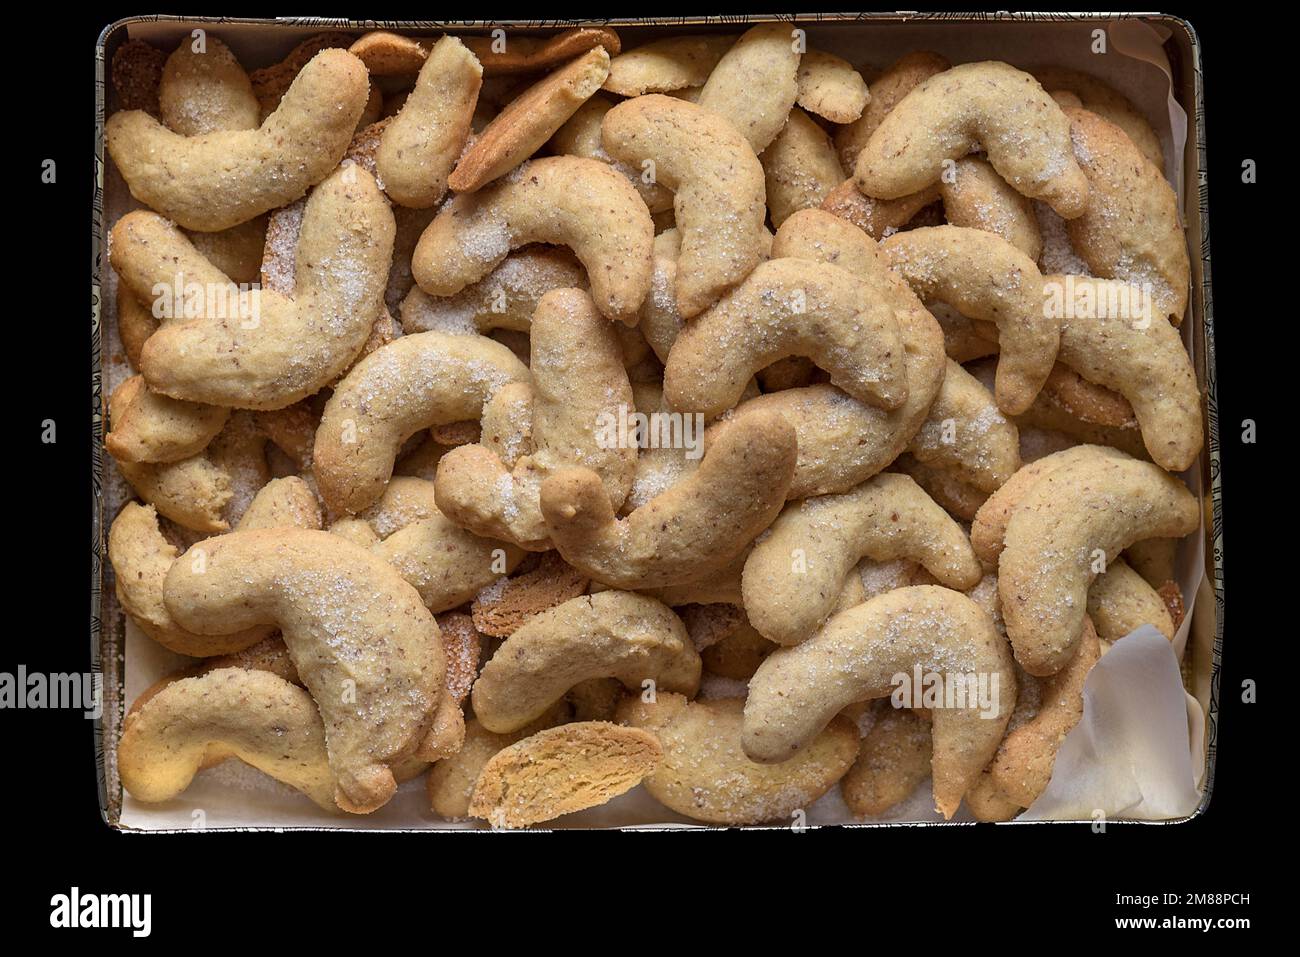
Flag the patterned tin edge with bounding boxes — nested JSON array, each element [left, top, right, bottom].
[[92, 11, 1220, 833], [1178, 12, 1223, 823], [92, 24, 112, 828]]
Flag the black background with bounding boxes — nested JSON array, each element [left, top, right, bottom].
[[2, 5, 1276, 939]]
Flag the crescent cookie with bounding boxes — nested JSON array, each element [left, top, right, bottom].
[[601, 94, 767, 319], [840, 705, 934, 818], [998, 449, 1199, 675], [855, 61, 1089, 219], [742, 473, 982, 646], [970, 444, 1128, 568], [111, 163, 394, 410], [109, 477, 321, 656], [313, 330, 530, 515], [412, 156, 654, 324], [105, 397, 257, 536], [376, 35, 482, 208], [696, 22, 800, 154], [760, 106, 846, 227], [663, 258, 908, 417], [618, 694, 858, 825], [820, 178, 942, 240], [471, 591, 701, 733], [539, 409, 796, 590], [1063, 107, 1190, 323], [118, 668, 337, 811], [882, 225, 1058, 415], [1046, 274, 1203, 471], [163, 528, 444, 812], [107, 49, 371, 231], [399, 246, 587, 336], [744, 585, 1017, 819], [1088, 558, 1176, 643]]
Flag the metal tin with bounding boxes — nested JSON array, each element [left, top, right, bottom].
[[93, 14, 1220, 831]]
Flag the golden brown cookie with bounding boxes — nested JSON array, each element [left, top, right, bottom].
[[119, 668, 337, 811], [602, 94, 767, 319], [540, 410, 796, 589], [468, 721, 662, 828], [413, 156, 653, 324], [108, 49, 371, 231], [470, 552, 590, 637], [834, 51, 950, 170], [163, 528, 444, 812], [1045, 274, 1202, 470], [998, 449, 1198, 675], [472, 591, 700, 733], [376, 35, 482, 208], [1063, 107, 1190, 323], [744, 585, 1017, 818], [855, 61, 1088, 219], [449, 47, 609, 193], [619, 694, 857, 825], [426, 705, 571, 819], [106, 375, 229, 465], [329, 476, 525, 612]]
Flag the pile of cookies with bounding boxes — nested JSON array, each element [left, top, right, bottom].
[[103, 23, 1200, 828]]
